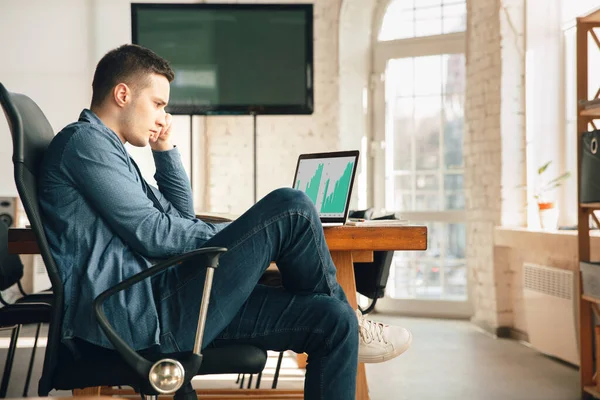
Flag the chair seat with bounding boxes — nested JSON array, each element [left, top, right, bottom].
[[53, 344, 268, 391], [15, 292, 53, 305], [0, 302, 52, 326]]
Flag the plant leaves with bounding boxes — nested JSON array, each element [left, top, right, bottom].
[[545, 171, 571, 187], [538, 161, 552, 175]]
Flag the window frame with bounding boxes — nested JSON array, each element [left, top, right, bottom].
[[369, 2, 469, 314]]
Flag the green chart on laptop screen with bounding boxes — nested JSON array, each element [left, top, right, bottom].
[[294, 156, 355, 217]]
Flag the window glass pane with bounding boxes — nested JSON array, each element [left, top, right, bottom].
[[442, 17, 463, 34], [387, 222, 467, 301], [389, 258, 416, 298], [445, 193, 464, 210], [415, 7, 442, 37], [392, 98, 414, 170], [416, 174, 438, 190], [445, 260, 467, 298], [447, 223, 466, 258], [414, 96, 441, 170], [444, 174, 464, 210], [388, 58, 414, 97], [394, 175, 413, 210], [415, 260, 441, 298], [442, 54, 465, 95], [442, 2, 466, 33], [421, 0, 442, 7], [444, 173, 463, 190], [415, 193, 439, 211], [378, 0, 415, 41], [395, 174, 412, 191], [420, 222, 443, 258], [394, 193, 413, 211], [442, 2, 465, 17], [443, 72, 464, 171], [379, 0, 465, 41], [414, 56, 442, 96], [564, 28, 576, 120]]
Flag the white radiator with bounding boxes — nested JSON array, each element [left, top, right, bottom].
[[522, 263, 579, 366]]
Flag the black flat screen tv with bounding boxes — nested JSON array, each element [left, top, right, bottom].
[[131, 3, 314, 115]]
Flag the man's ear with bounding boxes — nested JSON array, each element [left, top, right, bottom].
[[113, 83, 131, 108]]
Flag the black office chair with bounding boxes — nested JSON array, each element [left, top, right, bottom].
[[349, 209, 395, 314], [0, 82, 267, 398], [0, 219, 52, 398]]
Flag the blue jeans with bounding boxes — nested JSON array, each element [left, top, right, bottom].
[[151, 188, 359, 400]]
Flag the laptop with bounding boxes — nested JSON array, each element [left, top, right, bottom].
[[292, 150, 360, 226]]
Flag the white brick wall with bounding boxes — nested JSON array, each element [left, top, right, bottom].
[[500, 0, 527, 228], [466, 0, 526, 331], [466, 0, 503, 329], [339, 0, 378, 210]]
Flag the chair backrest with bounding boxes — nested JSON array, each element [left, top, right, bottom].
[[0, 83, 62, 396], [0, 219, 24, 291]]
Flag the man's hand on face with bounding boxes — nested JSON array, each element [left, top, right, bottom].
[[150, 113, 174, 152]]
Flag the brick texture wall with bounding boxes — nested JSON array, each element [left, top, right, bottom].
[[465, 0, 504, 330], [466, 0, 526, 331]]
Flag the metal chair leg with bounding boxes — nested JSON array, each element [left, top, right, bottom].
[[358, 297, 378, 315], [246, 374, 253, 389], [271, 351, 284, 389], [22, 323, 42, 396], [238, 374, 245, 389], [0, 325, 21, 397], [255, 371, 262, 389]]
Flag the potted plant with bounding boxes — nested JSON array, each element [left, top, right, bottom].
[[534, 161, 571, 230]]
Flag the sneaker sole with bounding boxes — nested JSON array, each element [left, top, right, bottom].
[[357, 330, 412, 364]]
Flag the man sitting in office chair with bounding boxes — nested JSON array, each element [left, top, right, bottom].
[[38, 44, 412, 400]]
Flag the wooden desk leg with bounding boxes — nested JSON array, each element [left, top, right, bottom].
[[331, 251, 370, 400]]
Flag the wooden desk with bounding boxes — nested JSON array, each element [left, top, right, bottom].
[[8, 225, 427, 400]]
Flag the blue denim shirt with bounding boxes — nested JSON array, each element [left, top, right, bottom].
[[38, 109, 226, 350]]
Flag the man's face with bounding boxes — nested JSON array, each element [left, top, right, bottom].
[[122, 73, 170, 147]]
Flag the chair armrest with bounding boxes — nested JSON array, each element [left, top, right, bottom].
[[92, 246, 227, 392]]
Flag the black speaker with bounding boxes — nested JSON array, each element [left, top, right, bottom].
[[0, 197, 17, 227], [581, 130, 600, 203]]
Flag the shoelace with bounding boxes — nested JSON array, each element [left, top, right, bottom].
[[358, 314, 388, 345]]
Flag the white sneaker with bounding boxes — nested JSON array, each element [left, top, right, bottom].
[[356, 309, 412, 363]]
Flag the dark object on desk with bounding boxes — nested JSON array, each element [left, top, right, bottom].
[[348, 208, 374, 220], [349, 209, 395, 315], [581, 130, 600, 203], [373, 212, 402, 220], [0, 219, 52, 398], [0, 82, 266, 398]]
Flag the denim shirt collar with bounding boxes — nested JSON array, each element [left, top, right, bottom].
[[78, 109, 126, 150], [78, 108, 105, 126]]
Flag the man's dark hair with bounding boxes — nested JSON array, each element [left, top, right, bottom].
[[91, 44, 174, 108]]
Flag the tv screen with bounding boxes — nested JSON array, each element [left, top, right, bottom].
[[131, 3, 313, 115]]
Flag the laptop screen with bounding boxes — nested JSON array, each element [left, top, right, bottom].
[[292, 150, 359, 223]]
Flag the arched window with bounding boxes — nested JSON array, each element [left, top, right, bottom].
[[371, 0, 468, 317]]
